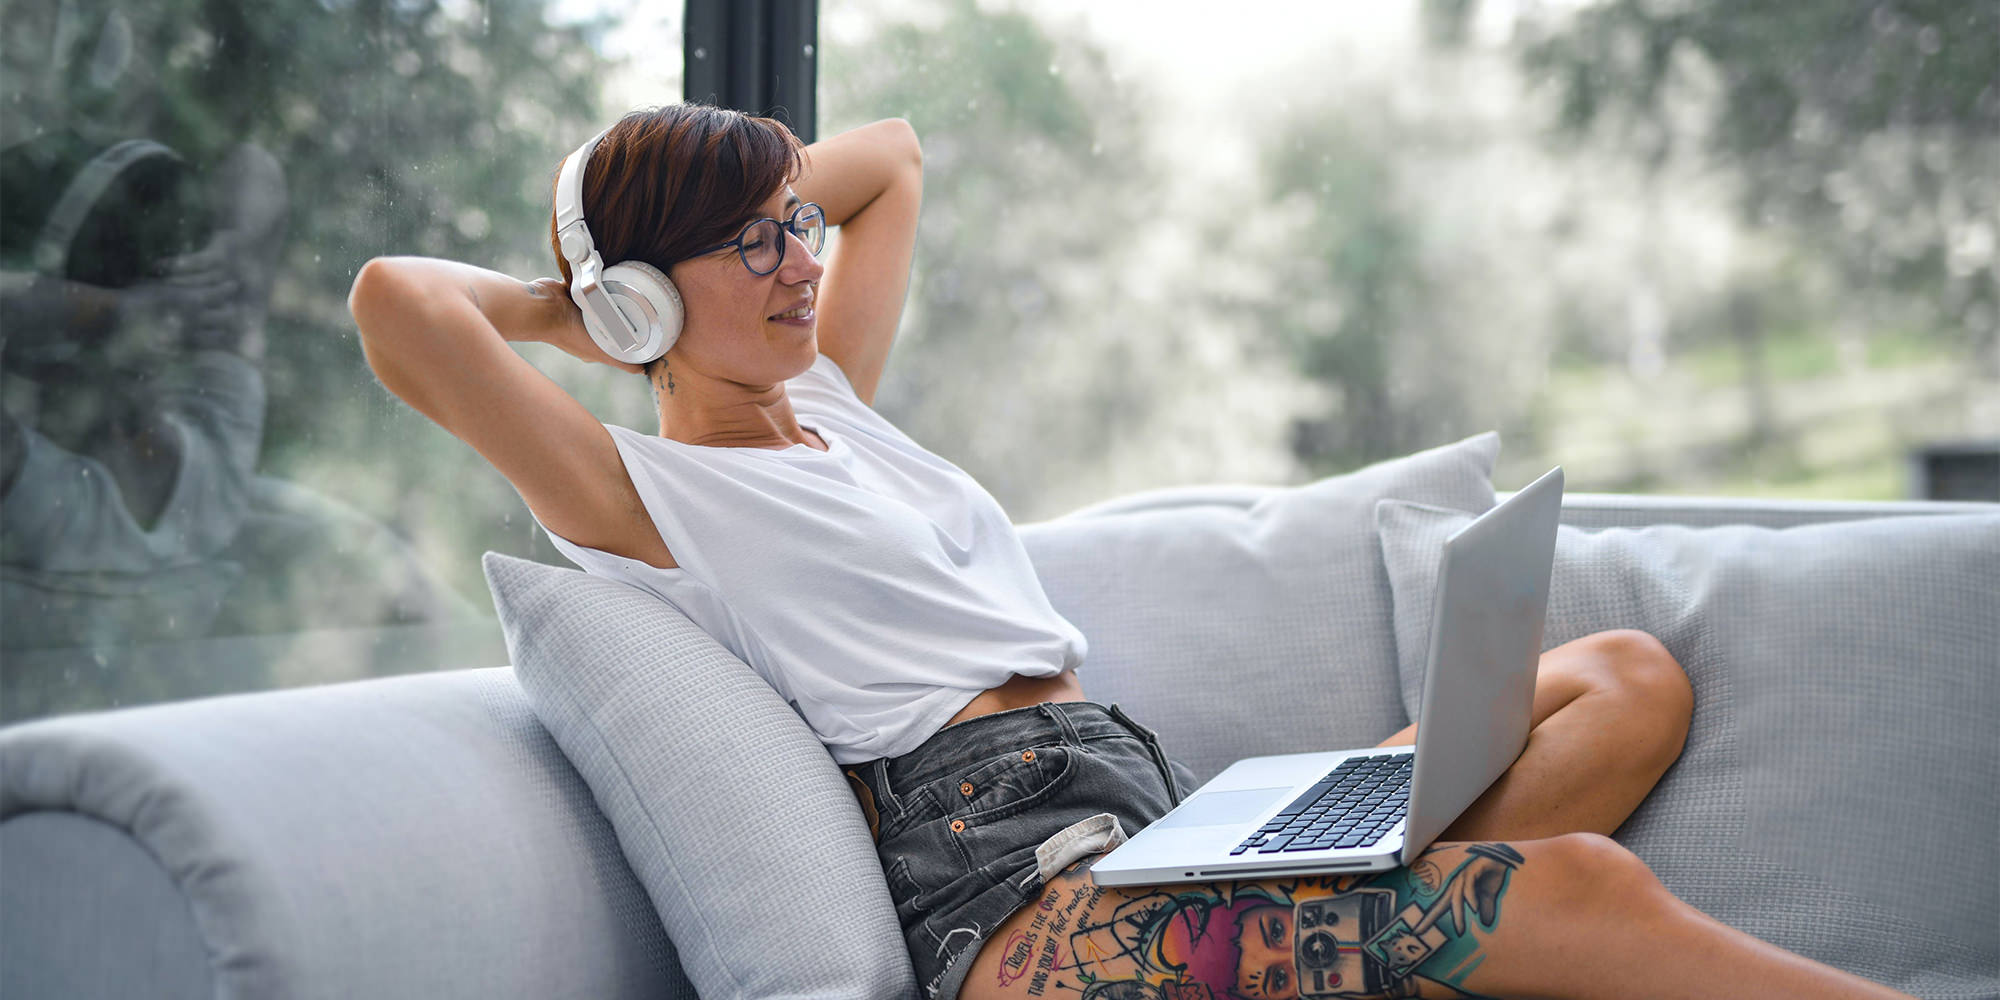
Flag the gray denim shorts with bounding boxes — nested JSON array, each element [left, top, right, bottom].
[[843, 701, 1199, 1000]]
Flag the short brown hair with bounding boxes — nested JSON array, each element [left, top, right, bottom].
[[548, 103, 805, 291]]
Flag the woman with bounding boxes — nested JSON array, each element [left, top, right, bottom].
[[348, 105, 1915, 1000]]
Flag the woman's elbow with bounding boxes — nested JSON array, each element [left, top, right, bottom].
[[347, 260, 431, 401], [347, 257, 392, 324], [901, 119, 923, 169], [347, 256, 420, 335], [877, 117, 922, 172], [347, 259, 434, 382]]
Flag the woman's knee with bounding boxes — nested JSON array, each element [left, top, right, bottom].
[[1531, 832, 1665, 907], [1582, 629, 1693, 759]]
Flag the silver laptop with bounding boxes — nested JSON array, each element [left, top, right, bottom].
[[1092, 466, 1563, 886]]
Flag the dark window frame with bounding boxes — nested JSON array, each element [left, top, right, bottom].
[[683, 0, 818, 143]]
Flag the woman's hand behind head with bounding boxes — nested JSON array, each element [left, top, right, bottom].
[[530, 276, 647, 375]]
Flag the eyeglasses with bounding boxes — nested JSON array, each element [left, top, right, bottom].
[[691, 203, 826, 276]]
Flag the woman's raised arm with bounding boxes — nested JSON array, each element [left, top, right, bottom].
[[347, 258, 675, 568], [792, 118, 923, 407]]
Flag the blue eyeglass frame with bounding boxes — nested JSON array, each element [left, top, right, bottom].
[[690, 202, 826, 276]]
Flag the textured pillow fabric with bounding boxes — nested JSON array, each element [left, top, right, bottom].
[[1018, 432, 1500, 784], [1375, 500, 2000, 998], [480, 552, 917, 1000]]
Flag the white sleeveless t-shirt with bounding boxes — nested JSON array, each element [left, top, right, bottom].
[[533, 352, 1087, 764]]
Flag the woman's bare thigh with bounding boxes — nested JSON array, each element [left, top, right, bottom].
[[961, 838, 1576, 1000]]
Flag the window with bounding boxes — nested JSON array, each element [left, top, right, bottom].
[[820, 0, 1997, 510], [0, 0, 678, 721], [5, 1, 1992, 724]]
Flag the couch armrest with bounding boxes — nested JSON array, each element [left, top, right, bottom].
[[0, 667, 693, 1000]]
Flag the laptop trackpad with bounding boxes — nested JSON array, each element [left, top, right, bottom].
[[1155, 786, 1292, 829]]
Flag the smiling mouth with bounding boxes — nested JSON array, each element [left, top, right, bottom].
[[770, 305, 813, 321]]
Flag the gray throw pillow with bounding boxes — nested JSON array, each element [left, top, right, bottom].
[[1374, 500, 2000, 997], [480, 552, 917, 1000], [1018, 432, 1499, 784]]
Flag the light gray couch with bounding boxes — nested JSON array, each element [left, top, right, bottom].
[[3, 469, 1995, 999]]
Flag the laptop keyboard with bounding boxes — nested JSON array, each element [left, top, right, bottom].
[[1230, 752, 1412, 855]]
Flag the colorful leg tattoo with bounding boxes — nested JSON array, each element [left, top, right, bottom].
[[1002, 842, 1524, 1000]]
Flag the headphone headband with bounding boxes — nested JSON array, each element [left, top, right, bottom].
[[552, 125, 604, 246], [554, 126, 610, 266]]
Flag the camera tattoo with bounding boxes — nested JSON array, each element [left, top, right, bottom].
[[999, 842, 1522, 1000]]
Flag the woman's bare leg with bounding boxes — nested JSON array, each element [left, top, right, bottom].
[[1374, 629, 1693, 841], [961, 834, 1915, 1000]]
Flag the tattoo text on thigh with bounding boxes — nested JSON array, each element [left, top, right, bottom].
[[994, 842, 1524, 1000]]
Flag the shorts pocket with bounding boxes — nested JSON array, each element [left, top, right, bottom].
[[884, 744, 1083, 903], [946, 743, 1079, 824]]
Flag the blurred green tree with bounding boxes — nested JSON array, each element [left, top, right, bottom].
[[820, 0, 1205, 516], [1512, 0, 2000, 373], [1251, 120, 1433, 470]]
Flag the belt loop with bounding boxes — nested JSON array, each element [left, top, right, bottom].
[[1038, 702, 1085, 749], [1107, 703, 1185, 808], [868, 756, 904, 814]]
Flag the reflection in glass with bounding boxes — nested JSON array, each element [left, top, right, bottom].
[[0, 0, 610, 720]]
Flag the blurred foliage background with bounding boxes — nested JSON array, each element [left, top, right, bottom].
[[2, 0, 1995, 716], [821, 0, 1997, 507]]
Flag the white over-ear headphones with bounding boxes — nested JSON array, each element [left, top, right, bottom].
[[553, 127, 684, 365]]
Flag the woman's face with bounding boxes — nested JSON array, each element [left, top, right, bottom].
[[665, 185, 824, 379]]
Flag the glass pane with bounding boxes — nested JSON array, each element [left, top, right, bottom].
[[820, 0, 1998, 517], [0, 0, 680, 722]]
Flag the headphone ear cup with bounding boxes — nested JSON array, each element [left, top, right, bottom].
[[598, 260, 684, 364]]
